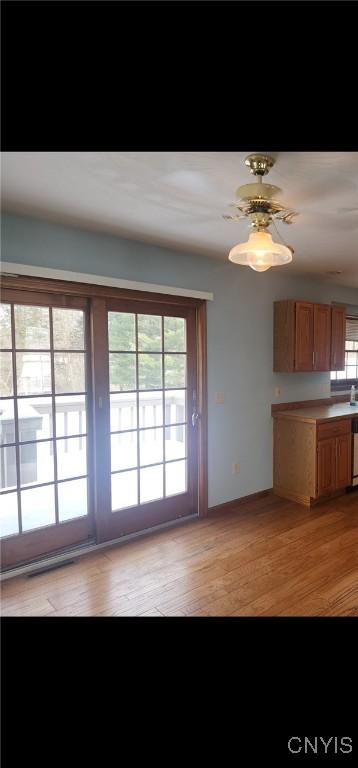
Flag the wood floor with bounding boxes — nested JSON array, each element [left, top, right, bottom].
[[1, 491, 358, 617]]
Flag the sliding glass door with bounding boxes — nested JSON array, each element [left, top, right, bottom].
[[0, 290, 94, 568], [92, 298, 198, 542], [1, 282, 203, 568]]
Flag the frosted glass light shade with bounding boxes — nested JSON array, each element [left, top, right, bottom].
[[228, 231, 293, 272]]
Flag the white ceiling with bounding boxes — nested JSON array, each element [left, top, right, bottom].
[[1, 152, 358, 287]]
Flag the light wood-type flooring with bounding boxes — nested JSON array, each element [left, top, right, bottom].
[[1, 492, 358, 617]]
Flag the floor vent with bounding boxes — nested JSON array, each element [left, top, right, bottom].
[[27, 559, 75, 578]]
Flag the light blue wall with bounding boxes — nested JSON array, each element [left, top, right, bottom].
[[2, 212, 358, 506]]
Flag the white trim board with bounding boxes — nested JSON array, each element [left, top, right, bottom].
[[0, 261, 214, 301]]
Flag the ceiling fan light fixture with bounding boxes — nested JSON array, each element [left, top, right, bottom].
[[225, 153, 297, 272], [228, 230, 293, 272]]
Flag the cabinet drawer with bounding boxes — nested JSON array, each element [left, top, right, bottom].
[[317, 419, 351, 441]]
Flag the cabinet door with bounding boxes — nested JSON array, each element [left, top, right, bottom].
[[336, 433, 351, 489], [331, 306, 346, 371], [314, 304, 331, 371], [317, 438, 336, 496], [295, 302, 314, 371]]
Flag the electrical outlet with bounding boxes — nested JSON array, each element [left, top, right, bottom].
[[232, 463, 240, 475], [215, 391, 225, 404], [274, 387, 281, 397]]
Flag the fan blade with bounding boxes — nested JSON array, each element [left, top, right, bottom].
[[222, 214, 246, 221], [275, 210, 299, 224]]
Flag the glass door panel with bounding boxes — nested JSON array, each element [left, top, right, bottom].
[[109, 312, 188, 511], [0, 294, 93, 568], [100, 303, 197, 541]]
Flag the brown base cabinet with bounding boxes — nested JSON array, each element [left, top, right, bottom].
[[317, 434, 351, 496], [274, 415, 352, 506], [317, 438, 336, 496], [335, 433, 352, 489]]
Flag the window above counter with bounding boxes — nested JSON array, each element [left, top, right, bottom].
[[331, 316, 358, 391]]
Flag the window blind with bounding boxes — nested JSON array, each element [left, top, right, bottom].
[[346, 316, 358, 342]]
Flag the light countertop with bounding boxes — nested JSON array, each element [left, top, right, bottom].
[[273, 402, 357, 424]]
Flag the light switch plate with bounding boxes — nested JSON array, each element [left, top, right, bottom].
[[215, 391, 225, 404]]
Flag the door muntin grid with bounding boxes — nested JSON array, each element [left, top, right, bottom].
[[108, 312, 188, 511], [0, 302, 89, 539]]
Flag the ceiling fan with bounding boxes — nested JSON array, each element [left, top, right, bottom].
[[224, 154, 296, 272], [223, 153, 299, 228], [224, 153, 358, 225]]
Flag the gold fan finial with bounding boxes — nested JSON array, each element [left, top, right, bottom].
[[244, 154, 275, 176]]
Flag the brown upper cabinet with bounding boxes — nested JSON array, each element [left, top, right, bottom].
[[295, 301, 314, 371], [313, 303, 331, 371], [273, 300, 345, 372], [331, 306, 346, 371]]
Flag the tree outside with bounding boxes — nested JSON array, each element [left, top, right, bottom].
[[108, 312, 186, 391]]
